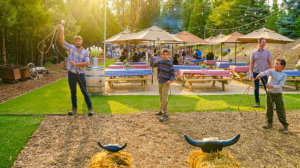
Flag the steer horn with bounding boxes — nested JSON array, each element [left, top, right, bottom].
[[184, 134, 240, 153], [98, 142, 127, 152]]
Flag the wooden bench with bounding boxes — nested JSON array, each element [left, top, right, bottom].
[[182, 75, 229, 91], [230, 71, 250, 83], [286, 77, 300, 90], [106, 77, 152, 91]]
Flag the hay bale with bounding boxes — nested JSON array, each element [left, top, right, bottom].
[[188, 150, 240, 168], [88, 151, 132, 168]]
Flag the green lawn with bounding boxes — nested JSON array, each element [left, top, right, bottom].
[[99, 58, 114, 68], [0, 77, 299, 167], [1, 78, 300, 114], [0, 115, 43, 168]]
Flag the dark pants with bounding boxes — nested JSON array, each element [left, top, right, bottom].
[[266, 92, 288, 127], [68, 71, 92, 109], [253, 72, 268, 103]]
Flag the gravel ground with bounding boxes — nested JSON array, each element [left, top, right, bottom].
[[13, 111, 300, 168]]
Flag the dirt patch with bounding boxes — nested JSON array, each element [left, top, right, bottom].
[[13, 111, 300, 168], [0, 63, 67, 103]]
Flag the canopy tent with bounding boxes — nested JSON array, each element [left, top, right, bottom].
[[213, 32, 244, 63], [237, 27, 294, 44], [292, 43, 300, 50]]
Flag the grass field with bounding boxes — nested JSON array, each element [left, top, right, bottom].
[[1, 78, 300, 114], [99, 58, 114, 68], [0, 115, 44, 168]]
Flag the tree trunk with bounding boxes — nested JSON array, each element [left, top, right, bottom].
[[151, 0, 155, 24], [16, 32, 19, 65], [40, 41, 44, 66], [2, 27, 7, 65], [135, 0, 141, 24], [130, 0, 134, 31], [30, 38, 34, 63]]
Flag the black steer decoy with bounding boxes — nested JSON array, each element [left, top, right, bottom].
[[184, 134, 240, 153], [98, 142, 127, 153]]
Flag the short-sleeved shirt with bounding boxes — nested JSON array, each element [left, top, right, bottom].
[[251, 49, 272, 73], [64, 42, 89, 74]]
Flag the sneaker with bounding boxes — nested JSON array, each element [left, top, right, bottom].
[[68, 107, 77, 116], [159, 115, 169, 122], [254, 102, 260, 108], [283, 127, 289, 134], [155, 111, 163, 116], [88, 108, 93, 116], [263, 123, 273, 129]]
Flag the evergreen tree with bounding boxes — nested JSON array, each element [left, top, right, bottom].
[[275, 0, 300, 39]]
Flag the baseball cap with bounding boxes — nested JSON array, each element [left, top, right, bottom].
[[74, 35, 82, 40]]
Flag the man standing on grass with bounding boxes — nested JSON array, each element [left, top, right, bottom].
[[59, 24, 93, 116], [250, 38, 272, 107], [150, 49, 175, 122]]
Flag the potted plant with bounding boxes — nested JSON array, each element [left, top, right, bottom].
[[201, 64, 208, 70], [123, 59, 130, 70], [87, 46, 103, 67], [185, 61, 190, 65], [229, 58, 232, 62], [295, 64, 300, 71]]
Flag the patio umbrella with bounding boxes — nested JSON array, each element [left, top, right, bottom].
[[237, 27, 294, 43], [203, 34, 225, 61], [175, 31, 206, 44], [128, 26, 182, 43], [105, 30, 133, 44], [292, 43, 300, 50], [214, 32, 244, 64]]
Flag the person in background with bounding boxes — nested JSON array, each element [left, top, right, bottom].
[[250, 38, 272, 107]]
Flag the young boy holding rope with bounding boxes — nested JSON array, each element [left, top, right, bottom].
[[150, 49, 175, 122], [256, 59, 289, 134]]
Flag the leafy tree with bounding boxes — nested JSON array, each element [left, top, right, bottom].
[[275, 0, 300, 39], [0, 0, 16, 64]]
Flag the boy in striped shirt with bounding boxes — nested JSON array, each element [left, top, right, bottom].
[[150, 49, 175, 122], [256, 59, 289, 134]]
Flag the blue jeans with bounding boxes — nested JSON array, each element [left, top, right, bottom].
[[68, 71, 92, 109], [253, 72, 267, 103]]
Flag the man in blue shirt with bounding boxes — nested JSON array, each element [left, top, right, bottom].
[[59, 24, 93, 116]]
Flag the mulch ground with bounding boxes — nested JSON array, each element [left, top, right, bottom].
[[13, 111, 300, 168], [0, 64, 67, 103]]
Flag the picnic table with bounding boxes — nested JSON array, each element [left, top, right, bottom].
[[229, 66, 250, 82], [283, 70, 300, 90], [204, 60, 229, 69], [173, 65, 202, 72], [215, 62, 247, 69], [114, 62, 146, 65], [108, 65, 150, 69], [105, 69, 153, 91], [178, 69, 231, 91]]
